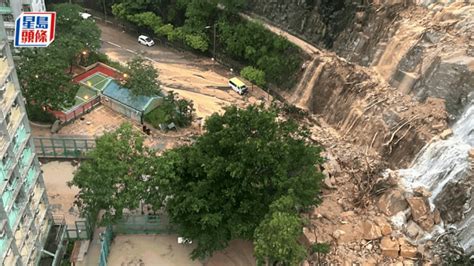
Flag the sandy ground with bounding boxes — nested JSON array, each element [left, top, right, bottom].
[[107, 235, 201, 266], [41, 161, 80, 226], [107, 235, 255, 266]]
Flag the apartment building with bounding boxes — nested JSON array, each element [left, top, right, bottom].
[[0, 0, 46, 41], [0, 15, 50, 265]]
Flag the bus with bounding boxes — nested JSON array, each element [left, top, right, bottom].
[[229, 77, 248, 95]]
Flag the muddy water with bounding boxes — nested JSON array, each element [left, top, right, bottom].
[[398, 103, 474, 253]]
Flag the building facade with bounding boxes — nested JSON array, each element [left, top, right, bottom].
[[0, 15, 50, 265], [0, 0, 46, 41]]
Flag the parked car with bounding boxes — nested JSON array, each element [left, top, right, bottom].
[[229, 77, 248, 95], [79, 12, 92, 20], [138, 35, 155, 47]]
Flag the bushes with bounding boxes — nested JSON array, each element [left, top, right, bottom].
[[111, 0, 303, 88], [240, 66, 266, 88], [144, 91, 194, 129], [26, 104, 57, 124]]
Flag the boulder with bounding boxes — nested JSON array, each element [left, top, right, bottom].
[[439, 129, 453, 140], [433, 181, 469, 223], [414, 187, 432, 198], [332, 229, 346, 240], [374, 217, 393, 236], [380, 236, 400, 258], [405, 221, 422, 239], [399, 238, 418, 258], [362, 221, 382, 240], [407, 197, 430, 221], [468, 148, 474, 159], [377, 189, 409, 216]]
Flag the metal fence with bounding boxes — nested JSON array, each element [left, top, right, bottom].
[[34, 137, 96, 159], [99, 225, 113, 266], [97, 214, 176, 266]]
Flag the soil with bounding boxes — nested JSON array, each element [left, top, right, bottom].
[[41, 161, 80, 226]]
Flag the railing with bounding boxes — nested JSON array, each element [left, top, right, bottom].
[[55, 95, 101, 124], [34, 137, 96, 159], [98, 225, 113, 266]]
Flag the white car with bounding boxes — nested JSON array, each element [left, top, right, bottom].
[[79, 12, 92, 20], [138, 35, 155, 47]]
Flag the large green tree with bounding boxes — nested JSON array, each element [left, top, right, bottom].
[[17, 49, 78, 109], [149, 105, 324, 260], [50, 3, 101, 72], [70, 123, 156, 224], [124, 57, 161, 96], [17, 3, 101, 111]]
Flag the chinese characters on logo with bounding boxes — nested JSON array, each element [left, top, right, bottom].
[[14, 12, 56, 47]]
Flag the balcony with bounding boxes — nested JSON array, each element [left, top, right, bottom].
[[24, 163, 37, 191], [13, 125, 28, 155], [1, 82, 17, 115], [7, 105, 23, 136], [1, 176, 17, 206], [0, 58, 11, 84], [8, 204, 20, 229]]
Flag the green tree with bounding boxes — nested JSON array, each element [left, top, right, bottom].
[[254, 211, 306, 265], [17, 49, 78, 110], [124, 57, 160, 96], [240, 66, 266, 88], [70, 123, 156, 224], [50, 3, 101, 72], [127, 11, 163, 29], [149, 105, 324, 260], [144, 91, 194, 128], [17, 3, 101, 109]]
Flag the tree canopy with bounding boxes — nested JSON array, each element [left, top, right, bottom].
[[72, 105, 323, 263], [150, 105, 324, 260], [17, 3, 101, 111], [124, 57, 161, 96], [70, 123, 156, 224]]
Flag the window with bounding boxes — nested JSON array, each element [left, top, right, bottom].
[[2, 14, 13, 23], [22, 5, 31, 12]]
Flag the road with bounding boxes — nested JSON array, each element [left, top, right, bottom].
[[99, 22, 269, 118]]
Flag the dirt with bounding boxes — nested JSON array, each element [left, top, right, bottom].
[[41, 161, 80, 226], [107, 235, 255, 266], [99, 22, 270, 119]]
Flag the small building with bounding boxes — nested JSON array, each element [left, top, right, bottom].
[[101, 80, 162, 123]]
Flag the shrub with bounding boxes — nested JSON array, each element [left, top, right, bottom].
[[26, 104, 57, 124]]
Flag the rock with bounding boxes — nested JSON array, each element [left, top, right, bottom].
[[439, 129, 453, 140], [380, 236, 400, 258], [434, 181, 470, 223], [431, 123, 444, 130], [399, 238, 418, 258], [406, 197, 430, 221], [413, 187, 432, 198], [374, 217, 393, 236], [405, 221, 422, 239], [407, 197, 434, 231], [433, 209, 441, 224], [362, 221, 383, 240], [340, 211, 355, 218], [403, 259, 416, 266], [332, 229, 346, 239], [366, 243, 373, 250], [377, 189, 409, 216], [469, 148, 474, 159]]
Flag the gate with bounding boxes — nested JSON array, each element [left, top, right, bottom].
[[99, 225, 113, 266]]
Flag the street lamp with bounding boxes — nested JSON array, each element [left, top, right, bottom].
[[205, 24, 217, 61]]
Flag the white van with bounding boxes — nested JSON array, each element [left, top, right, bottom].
[[229, 77, 248, 95]]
